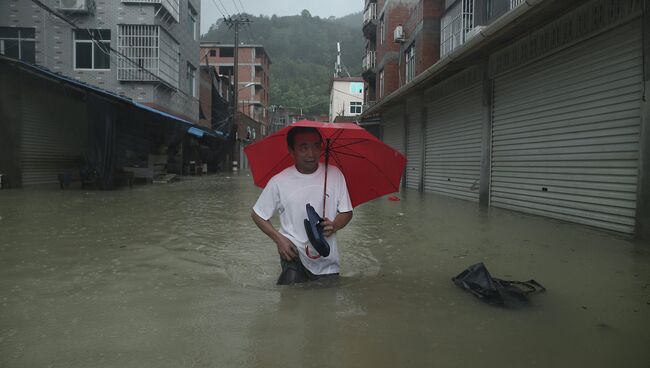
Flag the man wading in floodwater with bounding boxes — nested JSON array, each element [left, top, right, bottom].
[[251, 126, 353, 285]]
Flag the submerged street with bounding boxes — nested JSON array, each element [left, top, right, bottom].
[[0, 174, 649, 367]]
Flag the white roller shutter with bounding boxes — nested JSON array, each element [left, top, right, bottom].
[[381, 107, 405, 154], [491, 21, 642, 234], [405, 105, 423, 190], [21, 89, 87, 186], [424, 83, 483, 201]]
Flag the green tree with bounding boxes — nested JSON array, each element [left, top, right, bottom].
[[202, 12, 363, 116]]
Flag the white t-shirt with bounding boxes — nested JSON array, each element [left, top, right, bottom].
[[253, 163, 353, 275]]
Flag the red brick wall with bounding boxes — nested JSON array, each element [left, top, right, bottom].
[[200, 45, 271, 125]]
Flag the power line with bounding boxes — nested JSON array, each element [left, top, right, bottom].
[[237, 0, 247, 15], [230, 0, 241, 15], [332, 87, 364, 100], [30, 0, 176, 90], [210, 0, 227, 19], [216, 0, 231, 18]]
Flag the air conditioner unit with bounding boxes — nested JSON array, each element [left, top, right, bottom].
[[58, 0, 95, 13], [393, 25, 405, 43]]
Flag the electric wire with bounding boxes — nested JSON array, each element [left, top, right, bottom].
[[30, 0, 177, 91]]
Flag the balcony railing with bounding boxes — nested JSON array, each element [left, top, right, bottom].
[[122, 0, 180, 22], [117, 25, 179, 88], [510, 0, 526, 8], [363, 3, 377, 24], [362, 51, 376, 72]]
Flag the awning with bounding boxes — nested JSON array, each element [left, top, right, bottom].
[[187, 126, 227, 139], [1, 55, 213, 135]]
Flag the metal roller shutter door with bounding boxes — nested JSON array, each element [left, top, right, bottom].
[[21, 92, 87, 186], [382, 108, 405, 154], [424, 84, 483, 201], [405, 108, 422, 190], [491, 21, 642, 234]]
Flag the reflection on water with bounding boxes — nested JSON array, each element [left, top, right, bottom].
[[0, 173, 648, 367]]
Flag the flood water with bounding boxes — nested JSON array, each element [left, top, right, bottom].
[[0, 173, 648, 367]]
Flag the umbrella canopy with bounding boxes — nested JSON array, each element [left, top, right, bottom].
[[244, 120, 407, 208]]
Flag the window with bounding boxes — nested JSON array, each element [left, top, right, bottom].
[[349, 82, 363, 94], [187, 63, 196, 97], [74, 29, 110, 70], [220, 47, 234, 57], [379, 69, 384, 98], [379, 15, 385, 44], [350, 101, 362, 115], [188, 4, 198, 41], [0, 27, 36, 63], [219, 65, 233, 76], [405, 44, 415, 83], [209, 49, 216, 57]]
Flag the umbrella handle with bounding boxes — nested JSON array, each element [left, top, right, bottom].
[[322, 138, 330, 218]]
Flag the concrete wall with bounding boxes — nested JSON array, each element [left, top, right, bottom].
[[0, 0, 200, 122]]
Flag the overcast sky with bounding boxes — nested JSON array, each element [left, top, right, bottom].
[[200, 0, 364, 34]]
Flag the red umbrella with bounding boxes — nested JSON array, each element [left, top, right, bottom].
[[244, 120, 407, 208]]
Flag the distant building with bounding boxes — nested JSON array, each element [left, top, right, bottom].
[[200, 43, 271, 132], [0, 0, 202, 122], [329, 77, 364, 122]]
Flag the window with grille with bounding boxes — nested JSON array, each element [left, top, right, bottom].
[[117, 25, 179, 88], [74, 29, 111, 70], [350, 101, 362, 114], [405, 44, 415, 83], [441, 0, 475, 58], [209, 49, 216, 56], [0, 27, 36, 63]]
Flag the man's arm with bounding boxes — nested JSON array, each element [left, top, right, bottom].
[[321, 211, 353, 237], [251, 211, 298, 261]]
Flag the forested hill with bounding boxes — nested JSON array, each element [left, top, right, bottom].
[[201, 10, 363, 116]]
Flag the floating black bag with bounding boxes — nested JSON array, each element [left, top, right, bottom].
[[452, 262, 545, 308], [304, 203, 330, 257]]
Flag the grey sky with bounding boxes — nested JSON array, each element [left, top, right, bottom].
[[200, 0, 364, 34]]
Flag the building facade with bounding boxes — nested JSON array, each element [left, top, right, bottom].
[[200, 43, 271, 132], [0, 0, 201, 122], [362, 0, 650, 239], [362, 0, 443, 110], [329, 77, 364, 122]]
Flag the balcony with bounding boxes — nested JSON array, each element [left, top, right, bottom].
[[362, 51, 376, 71], [121, 0, 180, 22], [362, 3, 377, 40], [362, 51, 377, 81]]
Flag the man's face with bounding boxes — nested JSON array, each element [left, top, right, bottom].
[[289, 132, 322, 174]]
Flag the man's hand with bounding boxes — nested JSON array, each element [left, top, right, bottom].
[[321, 211, 353, 237], [275, 234, 298, 261], [321, 218, 337, 237], [252, 210, 298, 261]]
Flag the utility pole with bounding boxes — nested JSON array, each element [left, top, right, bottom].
[[224, 15, 251, 171], [224, 16, 251, 131]]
